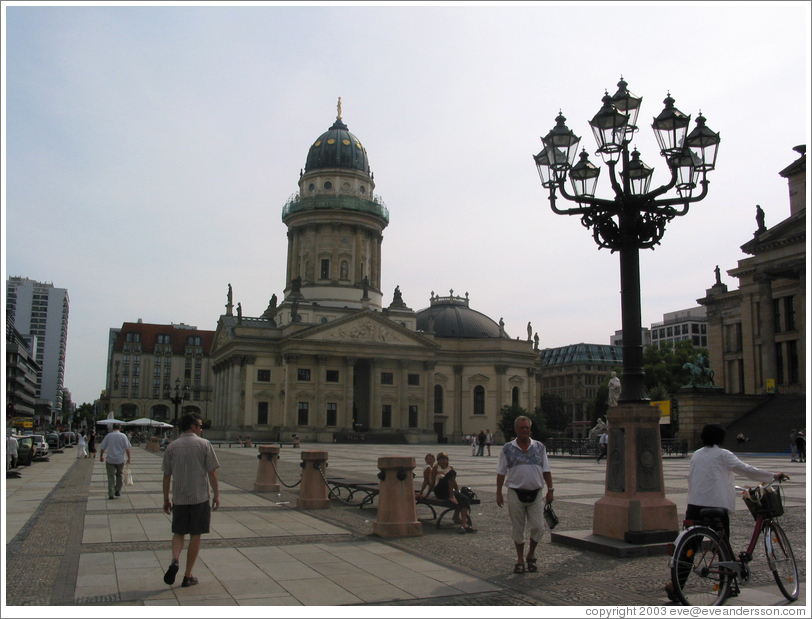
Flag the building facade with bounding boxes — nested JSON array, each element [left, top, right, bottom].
[[209, 109, 539, 443], [100, 321, 216, 422], [650, 306, 708, 349], [698, 146, 806, 395], [6, 314, 42, 420], [6, 277, 70, 424], [537, 343, 622, 437]]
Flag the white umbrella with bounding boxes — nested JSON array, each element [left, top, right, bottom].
[[124, 417, 171, 427], [96, 418, 125, 426]]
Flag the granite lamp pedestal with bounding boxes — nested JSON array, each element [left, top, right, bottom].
[[593, 403, 679, 543]]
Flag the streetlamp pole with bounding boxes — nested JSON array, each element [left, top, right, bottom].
[[534, 78, 720, 544], [167, 378, 189, 439]]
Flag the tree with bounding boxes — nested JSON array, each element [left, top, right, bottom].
[[537, 392, 569, 433], [73, 402, 96, 428], [497, 404, 548, 442], [644, 340, 709, 396]]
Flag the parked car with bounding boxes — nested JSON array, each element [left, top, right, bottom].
[[14, 435, 36, 467], [31, 435, 50, 458], [46, 432, 63, 450]]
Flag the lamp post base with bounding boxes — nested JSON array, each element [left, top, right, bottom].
[[592, 403, 678, 542]]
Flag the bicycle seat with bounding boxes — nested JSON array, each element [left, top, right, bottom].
[[698, 508, 726, 521]]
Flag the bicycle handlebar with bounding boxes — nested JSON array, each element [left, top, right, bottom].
[[734, 475, 789, 493]]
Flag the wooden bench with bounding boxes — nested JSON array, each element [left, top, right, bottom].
[[326, 479, 380, 507], [417, 495, 481, 529], [210, 441, 249, 448]]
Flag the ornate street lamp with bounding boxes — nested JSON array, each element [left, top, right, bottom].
[[167, 378, 190, 433], [534, 77, 720, 545], [534, 77, 720, 403]]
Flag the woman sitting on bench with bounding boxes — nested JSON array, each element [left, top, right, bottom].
[[427, 452, 476, 534], [416, 453, 436, 499]]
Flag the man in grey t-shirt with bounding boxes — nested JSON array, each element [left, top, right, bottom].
[[162, 413, 219, 588], [99, 424, 131, 499]]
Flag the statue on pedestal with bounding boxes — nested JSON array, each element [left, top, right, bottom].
[[608, 372, 621, 408]]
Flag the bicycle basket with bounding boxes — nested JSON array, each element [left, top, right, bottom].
[[743, 485, 784, 519]]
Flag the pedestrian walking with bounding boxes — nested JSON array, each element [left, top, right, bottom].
[[477, 430, 486, 456], [7, 433, 19, 470], [162, 413, 220, 588], [486, 429, 493, 456], [88, 432, 97, 459], [795, 430, 806, 463], [76, 431, 88, 459], [597, 430, 608, 463], [495, 415, 555, 574], [99, 424, 131, 499]]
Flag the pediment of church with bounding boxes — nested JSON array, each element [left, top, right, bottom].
[[288, 310, 439, 349], [508, 374, 525, 385], [467, 373, 491, 384]]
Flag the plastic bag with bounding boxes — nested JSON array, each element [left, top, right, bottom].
[[124, 464, 134, 486]]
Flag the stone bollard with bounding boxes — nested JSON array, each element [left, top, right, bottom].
[[373, 456, 422, 538], [293, 436, 300, 448], [296, 450, 330, 509], [254, 445, 281, 492]]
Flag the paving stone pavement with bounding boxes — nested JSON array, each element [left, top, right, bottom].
[[3, 442, 807, 611]]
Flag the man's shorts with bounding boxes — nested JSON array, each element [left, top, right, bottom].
[[171, 500, 211, 536]]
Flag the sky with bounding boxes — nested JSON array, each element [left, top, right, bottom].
[[3, 3, 810, 406]]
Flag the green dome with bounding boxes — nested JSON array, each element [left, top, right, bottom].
[[305, 118, 370, 174]]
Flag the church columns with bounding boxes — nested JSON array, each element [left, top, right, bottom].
[[526, 368, 537, 412], [344, 357, 356, 429], [495, 365, 507, 414], [242, 356, 257, 427], [354, 227, 364, 284], [398, 360, 408, 429], [757, 275, 777, 389], [286, 229, 295, 286], [229, 358, 241, 427], [423, 361, 435, 431], [316, 355, 328, 427], [370, 358, 381, 428], [453, 365, 464, 437], [283, 354, 298, 427]]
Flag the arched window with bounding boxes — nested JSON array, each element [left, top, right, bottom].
[[434, 385, 443, 415], [512, 386, 520, 405], [473, 386, 485, 415]]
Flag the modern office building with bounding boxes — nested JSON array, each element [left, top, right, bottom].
[[649, 307, 708, 349], [100, 321, 216, 423], [537, 343, 623, 437], [6, 277, 70, 424], [610, 328, 652, 348], [698, 145, 806, 395], [209, 108, 539, 443]]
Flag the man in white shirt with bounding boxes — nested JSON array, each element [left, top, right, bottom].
[[7, 433, 19, 470], [495, 416, 554, 574], [99, 424, 131, 499]]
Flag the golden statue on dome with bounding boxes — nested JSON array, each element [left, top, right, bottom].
[[337, 97, 342, 120]]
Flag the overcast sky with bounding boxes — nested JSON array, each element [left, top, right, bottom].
[[3, 3, 810, 406]]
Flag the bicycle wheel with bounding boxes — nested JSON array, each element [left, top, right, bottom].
[[764, 522, 799, 601], [670, 527, 733, 606]]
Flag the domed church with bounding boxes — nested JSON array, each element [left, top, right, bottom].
[[209, 102, 539, 443]]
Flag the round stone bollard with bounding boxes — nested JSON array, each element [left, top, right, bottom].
[[253, 445, 280, 493], [373, 456, 422, 538], [296, 450, 330, 509]]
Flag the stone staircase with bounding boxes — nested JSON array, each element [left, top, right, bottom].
[[724, 394, 807, 456]]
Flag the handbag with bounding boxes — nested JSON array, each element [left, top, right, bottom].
[[544, 502, 559, 529], [124, 464, 134, 486], [460, 486, 478, 501]]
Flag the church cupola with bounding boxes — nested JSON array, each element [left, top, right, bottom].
[[281, 99, 389, 311]]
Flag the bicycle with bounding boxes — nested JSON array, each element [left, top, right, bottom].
[[667, 476, 798, 606]]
